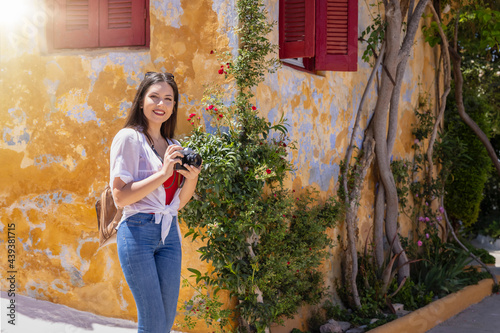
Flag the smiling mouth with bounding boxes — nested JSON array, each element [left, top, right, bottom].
[[153, 109, 165, 116]]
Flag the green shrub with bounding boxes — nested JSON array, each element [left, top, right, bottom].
[[408, 234, 489, 298], [390, 279, 434, 311], [439, 83, 492, 228]]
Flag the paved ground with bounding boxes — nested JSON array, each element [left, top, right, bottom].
[[426, 238, 500, 333], [0, 291, 184, 333]]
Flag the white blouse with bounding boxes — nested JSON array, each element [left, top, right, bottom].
[[109, 127, 182, 244]]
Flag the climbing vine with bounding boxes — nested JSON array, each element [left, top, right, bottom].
[[179, 1, 342, 332]]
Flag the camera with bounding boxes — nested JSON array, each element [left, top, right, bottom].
[[175, 148, 202, 171]]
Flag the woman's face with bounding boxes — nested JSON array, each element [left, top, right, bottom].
[[142, 82, 175, 128]]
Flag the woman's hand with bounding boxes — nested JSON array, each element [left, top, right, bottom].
[[177, 162, 202, 180], [177, 161, 202, 209], [161, 144, 183, 179]]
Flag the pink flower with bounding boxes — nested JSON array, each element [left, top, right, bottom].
[[418, 240, 423, 247], [282, 214, 286, 217], [437, 216, 442, 221], [414, 139, 420, 144], [418, 216, 425, 222], [191, 122, 194, 125], [189, 113, 196, 117], [266, 169, 271, 174], [208, 105, 214, 110], [439, 206, 445, 213], [416, 193, 419, 197], [426, 233, 430, 239], [197, 117, 201, 120], [425, 217, 430, 222], [425, 202, 429, 206]]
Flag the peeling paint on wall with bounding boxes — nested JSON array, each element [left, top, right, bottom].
[[0, 0, 440, 332]]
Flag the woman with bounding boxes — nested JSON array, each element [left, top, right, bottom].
[[109, 72, 201, 333]]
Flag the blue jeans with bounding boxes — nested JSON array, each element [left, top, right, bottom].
[[117, 213, 182, 333]]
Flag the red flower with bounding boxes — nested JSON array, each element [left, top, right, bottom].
[[189, 113, 196, 117], [191, 122, 194, 125], [251, 106, 257, 110], [210, 50, 214, 54], [309, 247, 312, 251], [287, 261, 290, 265], [214, 108, 218, 111], [219, 114, 223, 118], [220, 65, 224, 68], [187, 118, 191, 121], [218, 69, 224, 74], [283, 143, 287, 147], [292, 215, 297, 218], [296, 269, 299, 272], [266, 169, 271, 174], [208, 105, 214, 110], [282, 214, 286, 217], [227, 62, 230, 67]]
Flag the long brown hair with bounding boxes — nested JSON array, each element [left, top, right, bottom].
[[124, 72, 179, 144]]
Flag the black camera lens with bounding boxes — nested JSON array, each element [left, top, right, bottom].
[[175, 148, 202, 171]]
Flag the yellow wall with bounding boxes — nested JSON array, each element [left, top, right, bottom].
[[0, 1, 439, 332]]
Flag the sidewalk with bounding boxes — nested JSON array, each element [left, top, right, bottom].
[[1, 291, 138, 333], [426, 238, 500, 333], [0, 291, 184, 333]]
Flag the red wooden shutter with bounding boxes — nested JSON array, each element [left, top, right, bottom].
[[99, 0, 146, 47], [315, 0, 358, 71], [279, 0, 315, 59], [53, 0, 99, 49]]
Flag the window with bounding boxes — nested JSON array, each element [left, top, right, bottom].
[[48, 0, 149, 49], [279, 0, 358, 72]]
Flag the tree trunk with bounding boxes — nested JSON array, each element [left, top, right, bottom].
[[373, 0, 410, 282], [344, 126, 376, 308], [449, 47, 500, 177], [374, 0, 430, 283], [426, 3, 451, 187], [374, 180, 386, 268], [342, 43, 385, 308]]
